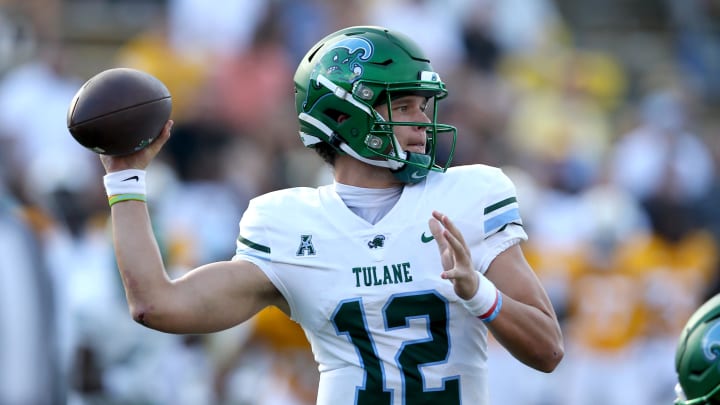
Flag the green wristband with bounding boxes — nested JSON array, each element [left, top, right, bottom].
[[108, 193, 147, 207]]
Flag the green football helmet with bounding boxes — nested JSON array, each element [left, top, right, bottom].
[[293, 26, 457, 184], [675, 294, 720, 405]]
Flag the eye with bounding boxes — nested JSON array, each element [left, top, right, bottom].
[[393, 104, 409, 113]]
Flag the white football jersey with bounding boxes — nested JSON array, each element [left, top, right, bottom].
[[233, 164, 527, 405]]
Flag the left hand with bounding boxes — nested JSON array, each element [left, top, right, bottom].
[[428, 210, 479, 300]]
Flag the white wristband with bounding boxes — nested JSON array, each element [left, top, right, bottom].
[[103, 169, 147, 196], [462, 272, 499, 319]]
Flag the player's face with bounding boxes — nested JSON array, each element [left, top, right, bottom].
[[375, 95, 431, 154]]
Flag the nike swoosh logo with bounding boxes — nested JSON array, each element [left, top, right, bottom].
[[122, 175, 139, 182], [421, 232, 434, 243], [411, 171, 425, 180]]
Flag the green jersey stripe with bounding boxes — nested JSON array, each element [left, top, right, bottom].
[[237, 235, 271, 254], [484, 197, 517, 215]]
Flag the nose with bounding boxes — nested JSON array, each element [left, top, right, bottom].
[[418, 109, 431, 122], [413, 109, 431, 129]]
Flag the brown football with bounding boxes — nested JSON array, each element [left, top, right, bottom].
[[67, 68, 172, 156]]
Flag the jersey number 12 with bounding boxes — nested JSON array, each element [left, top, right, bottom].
[[332, 290, 461, 405]]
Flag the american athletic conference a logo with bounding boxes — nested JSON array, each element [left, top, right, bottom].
[[702, 320, 720, 363], [311, 37, 374, 86], [296, 234, 317, 256]]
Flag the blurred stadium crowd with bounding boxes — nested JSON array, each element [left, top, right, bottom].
[[0, 0, 719, 404]]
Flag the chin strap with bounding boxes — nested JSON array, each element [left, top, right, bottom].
[[391, 152, 432, 184]]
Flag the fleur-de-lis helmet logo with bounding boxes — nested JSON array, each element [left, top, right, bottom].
[[703, 321, 720, 363], [310, 37, 374, 86]]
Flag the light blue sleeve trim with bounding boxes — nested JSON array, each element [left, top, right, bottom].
[[483, 208, 521, 234]]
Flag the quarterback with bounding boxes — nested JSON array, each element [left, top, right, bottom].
[[100, 26, 563, 404]]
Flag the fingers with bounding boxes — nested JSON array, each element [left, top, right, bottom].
[[429, 211, 472, 274], [99, 120, 174, 173], [430, 211, 479, 299], [432, 210, 468, 248], [428, 217, 446, 249], [442, 222, 472, 269], [431, 211, 470, 258], [145, 120, 174, 154], [429, 217, 454, 271]]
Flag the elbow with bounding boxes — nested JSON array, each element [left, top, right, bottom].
[[130, 303, 160, 329], [535, 340, 565, 373], [129, 302, 201, 334], [132, 309, 150, 327]]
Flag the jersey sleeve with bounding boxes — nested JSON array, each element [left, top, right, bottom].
[[474, 166, 528, 272], [231, 194, 296, 312], [481, 168, 524, 237], [233, 197, 272, 263]]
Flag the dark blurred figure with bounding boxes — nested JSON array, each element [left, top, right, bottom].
[[611, 89, 715, 242], [666, 0, 720, 104], [0, 175, 64, 404]]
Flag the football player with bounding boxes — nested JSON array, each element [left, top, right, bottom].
[[675, 294, 720, 404], [100, 26, 563, 404]]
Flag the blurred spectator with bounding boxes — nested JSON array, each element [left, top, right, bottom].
[[459, 4, 503, 74], [610, 89, 715, 241], [474, 0, 566, 56], [503, 48, 624, 193], [115, 17, 210, 120], [214, 307, 319, 405], [273, 0, 374, 66], [275, 0, 334, 64], [0, 7, 36, 73], [0, 182, 64, 404], [665, 0, 720, 103], [491, 168, 656, 405], [0, 41, 99, 207], [207, 9, 294, 139], [166, 0, 268, 59], [0, 38, 111, 398], [0, 0, 60, 46], [367, 0, 466, 73], [696, 124, 720, 298]]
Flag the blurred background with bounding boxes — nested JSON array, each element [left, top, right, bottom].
[[0, 0, 719, 404]]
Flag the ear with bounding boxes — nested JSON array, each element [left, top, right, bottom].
[[337, 114, 349, 124]]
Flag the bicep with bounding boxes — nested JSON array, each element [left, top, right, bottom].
[[146, 259, 285, 334]]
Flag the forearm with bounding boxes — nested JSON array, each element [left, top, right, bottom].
[[110, 200, 172, 323], [487, 294, 564, 372]]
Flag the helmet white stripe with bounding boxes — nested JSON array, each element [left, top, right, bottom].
[[298, 113, 331, 144], [316, 74, 373, 116], [299, 113, 405, 170], [301, 77, 410, 171], [339, 143, 405, 170]]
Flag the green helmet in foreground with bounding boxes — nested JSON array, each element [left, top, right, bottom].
[[294, 26, 457, 184], [675, 294, 720, 404]]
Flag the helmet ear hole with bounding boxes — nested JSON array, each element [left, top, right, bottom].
[[324, 108, 345, 122]]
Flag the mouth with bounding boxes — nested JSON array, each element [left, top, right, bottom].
[[405, 144, 426, 154]]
